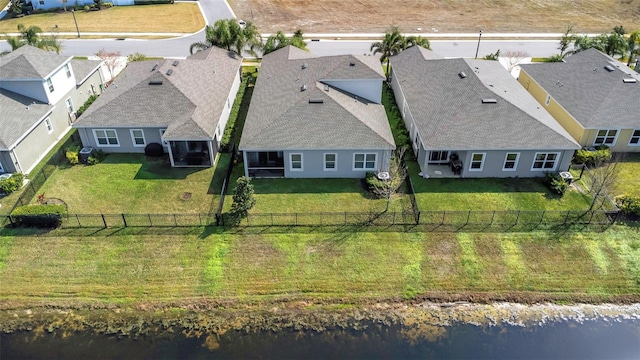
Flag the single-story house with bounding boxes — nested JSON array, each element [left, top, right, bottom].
[[74, 46, 242, 167], [239, 45, 395, 178], [28, 0, 134, 11], [389, 46, 580, 178], [0, 45, 104, 174], [519, 49, 640, 152]]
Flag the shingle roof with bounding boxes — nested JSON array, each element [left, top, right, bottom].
[[520, 48, 640, 129], [239, 46, 394, 150], [74, 47, 242, 140], [70, 59, 102, 85], [390, 46, 579, 150], [0, 88, 51, 149], [0, 45, 71, 79]]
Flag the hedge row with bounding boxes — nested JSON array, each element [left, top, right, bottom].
[[11, 204, 66, 228], [134, 0, 174, 4]]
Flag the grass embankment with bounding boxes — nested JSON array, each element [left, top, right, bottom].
[[1, 226, 639, 305], [0, 3, 203, 34]]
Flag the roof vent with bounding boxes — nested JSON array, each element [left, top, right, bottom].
[[300, 84, 307, 92], [172, 60, 179, 67], [324, 84, 329, 91], [309, 98, 324, 104], [481, 98, 497, 104], [151, 63, 158, 71], [622, 78, 637, 83], [349, 62, 355, 67], [166, 69, 173, 76], [149, 80, 163, 85], [458, 71, 467, 78], [604, 65, 615, 72], [301, 63, 308, 69]]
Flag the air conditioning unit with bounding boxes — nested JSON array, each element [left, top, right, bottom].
[[376, 172, 390, 180]]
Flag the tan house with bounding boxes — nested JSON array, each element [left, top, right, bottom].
[[519, 49, 640, 152]]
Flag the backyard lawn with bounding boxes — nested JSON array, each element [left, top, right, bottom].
[[407, 161, 593, 212], [611, 153, 640, 198], [34, 153, 220, 214]]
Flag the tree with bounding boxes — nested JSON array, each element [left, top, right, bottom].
[[370, 26, 405, 81], [8, 0, 22, 14], [613, 25, 626, 36], [626, 30, 640, 66], [603, 32, 628, 58], [483, 49, 501, 60], [558, 24, 575, 58], [291, 29, 307, 51], [95, 49, 121, 79], [370, 147, 407, 211], [404, 35, 430, 50], [586, 154, 623, 211], [571, 34, 605, 54], [503, 50, 530, 72], [230, 176, 256, 219], [262, 29, 308, 55], [190, 19, 262, 56], [6, 24, 62, 54]]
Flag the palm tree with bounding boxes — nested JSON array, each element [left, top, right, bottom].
[[6, 24, 62, 54], [603, 32, 628, 58], [571, 34, 605, 54], [404, 35, 430, 50], [291, 29, 307, 51], [262, 30, 307, 55], [190, 19, 261, 56], [626, 30, 640, 66], [370, 26, 405, 81]]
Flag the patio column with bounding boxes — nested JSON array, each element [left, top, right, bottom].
[[243, 151, 248, 177], [207, 141, 215, 166], [168, 141, 176, 167]]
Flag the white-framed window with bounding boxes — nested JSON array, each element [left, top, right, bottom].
[[289, 153, 303, 171], [324, 153, 337, 171], [531, 152, 559, 171], [46, 78, 54, 92], [628, 129, 640, 146], [353, 153, 377, 170], [44, 117, 53, 134], [594, 129, 618, 146], [502, 152, 520, 171], [93, 129, 119, 147], [544, 95, 551, 106], [159, 129, 169, 148], [130, 129, 146, 147], [65, 98, 74, 114], [64, 64, 71, 78], [469, 153, 485, 171]]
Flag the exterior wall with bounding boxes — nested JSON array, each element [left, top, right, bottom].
[[582, 128, 640, 152], [32, 0, 134, 10], [0, 79, 48, 103], [454, 149, 574, 178], [77, 127, 165, 153], [518, 70, 586, 144], [267, 149, 392, 178], [45, 61, 77, 104], [216, 70, 242, 140], [0, 151, 14, 173], [321, 79, 383, 103]]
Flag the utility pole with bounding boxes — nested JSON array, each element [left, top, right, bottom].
[[71, 9, 80, 38], [474, 30, 482, 59]]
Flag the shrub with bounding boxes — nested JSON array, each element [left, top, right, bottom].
[[573, 146, 612, 166], [144, 143, 164, 157], [220, 73, 250, 152], [134, 0, 174, 4], [76, 94, 98, 118], [11, 204, 66, 228], [127, 52, 148, 62], [0, 173, 25, 194], [65, 144, 81, 165], [544, 173, 568, 196], [230, 176, 256, 218], [617, 196, 640, 218], [83, 5, 90, 10], [103, 2, 113, 7], [365, 172, 387, 197], [87, 149, 106, 165]]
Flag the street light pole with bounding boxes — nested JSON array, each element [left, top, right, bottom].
[[474, 30, 482, 59], [71, 9, 80, 38]]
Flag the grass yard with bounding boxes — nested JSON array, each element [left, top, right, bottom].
[[1, 226, 639, 302], [0, 3, 204, 34], [407, 161, 593, 211], [34, 153, 219, 214], [611, 153, 640, 198]]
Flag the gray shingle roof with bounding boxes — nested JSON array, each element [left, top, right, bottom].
[[390, 46, 579, 150], [74, 47, 242, 140], [0, 45, 71, 79], [0, 88, 51, 149], [520, 49, 640, 129], [239, 46, 394, 150], [70, 59, 102, 85]]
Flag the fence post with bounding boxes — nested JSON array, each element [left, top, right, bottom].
[[466, 210, 471, 225], [122, 214, 127, 227], [392, 211, 396, 225], [174, 214, 177, 227], [490, 210, 495, 225], [514, 210, 520, 225], [270, 213, 273, 226], [611, 210, 619, 225], [441, 211, 446, 225], [148, 214, 153, 227], [344, 212, 347, 225], [101, 214, 107, 228], [416, 211, 420, 225], [564, 210, 570, 224], [8, 216, 15, 228], [76, 214, 81, 228], [539, 210, 546, 225]]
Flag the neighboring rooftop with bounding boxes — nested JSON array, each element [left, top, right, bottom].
[[240, 46, 394, 150], [75, 46, 242, 140], [390, 46, 579, 150], [520, 48, 640, 129], [0, 88, 51, 150], [0, 45, 71, 79]]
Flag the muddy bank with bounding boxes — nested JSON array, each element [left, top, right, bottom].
[[1, 299, 639, 338]]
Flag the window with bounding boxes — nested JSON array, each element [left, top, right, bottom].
[[130, 129, 146, 147], [628, 130, 640, 146], [289, 153, 303, 171], [0, 160, 4, 173], [64, 64, 71, 78], [594, 129, 618, 146], [502, 153, 520, 171], [93, 129, 119, 147], [324, 153, 337, 171], [353, 153, 376, 170], [46, 78, 54, 92], [38, 0, 44, 4], [44, 117, 53, 134], [469, 153, 485, 171], [532, 152, 559, 171], [65, 98, 74, 114], [544, 95, 551, 106]]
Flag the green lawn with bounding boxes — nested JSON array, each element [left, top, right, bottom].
[[612, 153, 640, 198], [407, 161, 593, 211], [1, 226, 638, 302], [35, 153, 220, 214]]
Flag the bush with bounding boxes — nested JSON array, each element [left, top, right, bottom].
[[87, 149, 106, 165], [365, 172, 386, 197], [103, 2, 113, 7], [127, 52, 148, 62], [76, 94, 98, 118], [0, 173, 25, 194], [11, 204, 66, 228], [83, 5, 90, 10], [573, 146, 612, 166], [144, 143, 164, 157], [220, 73, 250, 152], [134, 0, 174, 4], [544, 173, 568, 196], [65, 144, 81, 165], [617, 196, 640, 218]]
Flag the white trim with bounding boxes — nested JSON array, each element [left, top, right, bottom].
[[323, 153, 337, 171], [289, 153, 303, 171], [469, 152, 485, 171], [92, 129, 120, 147], [629, 129, 640, 146], [593, 129, 619, 146], [502, 152, 520, 171], [130, 129, 146, 147], [44, 117, 53, 134], [531, 152, 560, 171], [353, 153, 377, 171]]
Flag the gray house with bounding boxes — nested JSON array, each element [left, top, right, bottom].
[[0, 46, 104, 174], [239, 46, 395, 178], [389, 46, 580, 178], [74, 46, 242, 167]]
